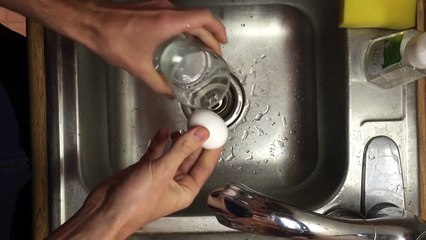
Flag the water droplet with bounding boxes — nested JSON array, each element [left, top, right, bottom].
[[274, 139, 286, 148], [282, 116, 287, 128], [131, 107, 138, 112], [252, 170, 257, 175], [263, 105, 270, 114], [260, 54, 267, 59], [276, 112, 281, 116], [240, 73, 248, 85], [238, 166, 243, 171], [245, 155, 253, 160], [254, 105, 270, 121], [254, 113, 263, 121], [253, 57, 259, 64], [255, 126, 264, 136], [263, 159, 269, 163], [226, 147, 235, 162], [244, 149, 250, 153], [241, 23, 246, 27], [250, 83, 257, 97], [232, 123, 242, 132], [368, 154, 375, 160], [233, 101, 250, 131], [290, 130, 296, 134], [219, 158, 225, 163], [241, 130, 249, 140]]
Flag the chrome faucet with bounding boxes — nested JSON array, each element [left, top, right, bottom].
[[208, 183, 426, 239]]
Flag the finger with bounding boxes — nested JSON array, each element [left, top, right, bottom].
[[142, 0, 175, 9], [170, 131, 183, 144], [132, 64, 174, 98], [175, 148, 203, 176], [170, 130, 203, 175], [186, 27, 222, 55], [172, 147, 222, 199], [188, 148, 222, 187], [143, 128, 170, 161], [186, 9, 228, 44], [98, 0, 176, 10], [164, 9, 227, 44], [155, 127, 209, 175], [170, 130, 203, 176]]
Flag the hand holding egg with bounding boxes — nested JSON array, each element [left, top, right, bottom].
[[188, 110, 228, 149]]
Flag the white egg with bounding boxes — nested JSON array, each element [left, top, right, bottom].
[[188, 109, 228, 149]]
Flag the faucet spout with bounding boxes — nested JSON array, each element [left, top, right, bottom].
[[208, 183, 426, 239]]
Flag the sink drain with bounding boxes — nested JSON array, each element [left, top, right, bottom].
[[180, 74, 245, 127]]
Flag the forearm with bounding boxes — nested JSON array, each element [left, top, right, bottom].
[[48, 201, 130, 240], [0, 0, 98, 48]]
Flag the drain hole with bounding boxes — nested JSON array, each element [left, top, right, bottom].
[[211, 103, 221, 110], [181, 74, 245, 127]]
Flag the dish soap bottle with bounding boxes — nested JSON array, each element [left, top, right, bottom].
[[364, 29, 426, 89]]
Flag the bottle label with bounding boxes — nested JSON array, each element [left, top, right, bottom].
[[382, 35, 403, 68], [367, 34, 403, 77]]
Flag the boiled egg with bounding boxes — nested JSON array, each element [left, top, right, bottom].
[[188, 109, 228, 149]]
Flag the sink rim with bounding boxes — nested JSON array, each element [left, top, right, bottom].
[[45, 3, 420, 238]]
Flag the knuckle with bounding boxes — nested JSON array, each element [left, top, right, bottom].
[[179, 138, 197, 155], [196, 161, 210, 173], [155, 10, 174, 25], [146, 145, 159, 157], [198, 9, 213, 19], [151, 84, 169, 95]]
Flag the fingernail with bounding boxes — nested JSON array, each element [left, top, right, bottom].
[[217, 46, 222, 56], [193, 128, 209, 142], [158, 128, 170, 140]]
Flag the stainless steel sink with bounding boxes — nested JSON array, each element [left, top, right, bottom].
[[46, 0, 420, 239]]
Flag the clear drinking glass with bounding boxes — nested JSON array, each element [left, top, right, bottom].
[[154, 35, 231, 108]]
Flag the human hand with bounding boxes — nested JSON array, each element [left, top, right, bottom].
[[75, 0, 228, 97], [2, 0, 227, 97], [49, 127, 222, 239]]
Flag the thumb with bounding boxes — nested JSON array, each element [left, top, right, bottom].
[[155, 127, 209, 175]]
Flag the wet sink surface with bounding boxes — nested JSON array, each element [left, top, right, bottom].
[[78, 0, 347, 215], [46, 0, 419, 238]]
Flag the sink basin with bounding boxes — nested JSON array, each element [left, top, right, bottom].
[[46, 0, 420, 238], [79, 0, 347, 212]]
